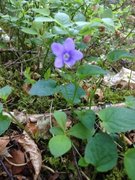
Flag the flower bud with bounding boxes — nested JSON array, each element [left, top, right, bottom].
[[83, 35, 91, 43]]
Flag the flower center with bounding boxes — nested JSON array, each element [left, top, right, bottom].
[[63, 52, 70, 61]]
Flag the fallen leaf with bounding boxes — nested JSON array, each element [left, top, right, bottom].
[[0, 136, 11, 157], [16, 131, 42, 180], [5, 149, 25, 175], [25, 122, 38, 136], [104, 67, 135, 89], [95, 88, 104, 102]]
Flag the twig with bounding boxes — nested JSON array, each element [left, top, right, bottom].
[[4, 157, 28, 167], [49, 100, 53, 129], [0, 159, 14, 180], [0, 49, 38, 54], [42, 165, 55, 174], [123, 135, 133, 145], [72, 147, 83, 180], [81, 170, 90, 180]]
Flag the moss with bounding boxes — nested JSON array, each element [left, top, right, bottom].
[[104, 167, 128, 180], [104, 87, 135, 104]]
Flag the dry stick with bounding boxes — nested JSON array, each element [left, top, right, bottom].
[[72, 147, 83, 180], [7, 111, 33, 139], [81, 171, 90, 180], [0, 159, 14, 180], [0, 49, 38, 54], [42, 165, 55, 174]]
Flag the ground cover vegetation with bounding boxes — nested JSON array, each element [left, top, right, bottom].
[[0, 0, 135, 179]]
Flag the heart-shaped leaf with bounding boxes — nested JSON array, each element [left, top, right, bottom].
[[68, 123, 92, 139], [98, 107, 135, 133], [77, 64, 107, 79], [29, 79, 58, 96], [60, 83, 85, 104], [53, 111, 67, 131], [49, 135, 72, 157], [124, 148, 135, 180], [75, 110, 96, 129], [84, 132, 118, 172], [107, 50, 134, 62], [0, 114, 11, 135]]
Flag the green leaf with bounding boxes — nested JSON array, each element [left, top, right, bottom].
[[54, 12, 71, 25], [34, 17, 54, 22], [124, 148, 135, 180], [107, 50, 134, 62], [0, 103, 3, 113], [53, 111, 67, 131], [68, 123, 92, 139], [77, 64, 107, 79], [32, 8, 50, 16], [125, 96, 135, 110], [75, 110, 96, 129], [21, 27, 38, 35], [102, 18, 114, 27], [78, 157, 89, 167], [98, 107, 135, 133], [49, 127, 64, 135], [84, 132, 118, 172], [53, 26, 67, 35], [49, 135, 72, 157], [0, 85, 12, 101], [44, 68, 51, 80], [101, 8, 113, 18], [0, 114, 11, 135], [73, 12, 86, 21], [29, 79, 58, 96], [60, 83, 85, 104]]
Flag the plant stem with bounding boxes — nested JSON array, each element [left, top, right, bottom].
[[88, 77, 103, 109], [0, 159, 14, 180]]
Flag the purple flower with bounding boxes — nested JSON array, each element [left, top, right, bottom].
[[51, 38, 83, 68]]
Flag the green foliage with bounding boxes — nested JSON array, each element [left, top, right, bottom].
[[29, 79, 58, 96], [107, 50, 134, 62], [124, 148, 135, 180], [53, 111, 67, 131], [0, 85, 12, 101], [0, 114, 11, 135], [49, 135, 72, 157], [0, 0, 135, 179], [59, 83, 86, 104], [125, 96, 135, 110], [84, 133, 118, 172], [68, 123, 92, 140], [75, 109, 96, 129], [77, 64, 107, 79], [98, 107, 135, 133]]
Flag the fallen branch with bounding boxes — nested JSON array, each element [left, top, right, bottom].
[[3, 103, 126, 123]]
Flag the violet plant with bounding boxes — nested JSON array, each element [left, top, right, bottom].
[[29, 37, 135, 179]]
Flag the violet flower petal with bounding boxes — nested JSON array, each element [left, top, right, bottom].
[[70, 50, 83, 62], [65, 59, 76, 67], [64, 38, 75, 51], [54, 57, 64, 68], [51, 43, 64, 56]]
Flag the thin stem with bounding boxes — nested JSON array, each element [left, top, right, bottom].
[[88, 77, 103, 109], [0, 159, 14, 180], [72, 143, 82, 157], [127, 68, 133, 89], [72, 147, 83, 180]]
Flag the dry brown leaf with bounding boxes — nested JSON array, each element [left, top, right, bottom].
[[5, 149, 25, 175], [0, 136, 11, 157], [104, 67, 135, 89], [25, 122, 38, 136], [16, 131, 42, 180], [95, 88, 104, 101]]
